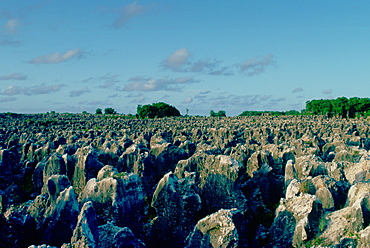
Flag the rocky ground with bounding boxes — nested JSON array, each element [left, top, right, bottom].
[[0, 113, 370, 247]]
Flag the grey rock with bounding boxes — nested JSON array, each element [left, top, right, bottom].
[[149, 172, 201, 247], [113, 227, 146, 248], [70, 201, 99, 248], [80, 173, 145, 235], [72, 146, 104, 195], [41, 186, 79, 246], [185, 208, 249, 248]]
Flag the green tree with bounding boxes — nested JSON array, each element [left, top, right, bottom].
[[95, 108, 102, 115], [332, 97, 348, 118], [210, 110, 226, 117], [104, 107, 117, 115], [137, 102, 180, 119]]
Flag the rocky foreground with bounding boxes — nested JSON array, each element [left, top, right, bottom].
[[1, 113, 370, 247]]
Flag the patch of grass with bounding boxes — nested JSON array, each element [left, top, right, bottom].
[[299, 180, 316, 195], [113, 172, 128, 179]]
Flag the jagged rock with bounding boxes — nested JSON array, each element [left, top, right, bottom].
[[70, 201, 99, 248], [316, 187, 335, 210], [41, 154, 67, 194], [270, 193, 324, 247], [246, 150, 274, 178], [72, 146, 104, 195], [294, 155, 325, 180], [358, 225, 370, 248], [28, 245, 58, 248], [185, 208, 250, 248], [3, 114, 370, 248], [46, 175, 71, 204], [0, 213, 9, 247], [80, 173, 145, 235], [4, 200, 37, 247], [96, 165, 118, 181], [270, 210, 296, 247], [150, 141, 188, 179], [113, 227, 146, 248], [0, 149, 14, 188], [98, 222, 123, 248], [117, 144, 157, 194], [148, 172, 201, 247], [41, 186, 79, 246], [312, 175, 349, 210], [286, 179, 300, 199], [175, 153, 247, 215]]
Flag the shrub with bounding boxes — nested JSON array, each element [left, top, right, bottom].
[[137, 102, 180, 119], [104, 107, 117, 115], [210, 110, 226, 117], [95, 108, 102, 115]]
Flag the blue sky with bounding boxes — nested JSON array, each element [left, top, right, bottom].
[[1, 1, 370, 116]]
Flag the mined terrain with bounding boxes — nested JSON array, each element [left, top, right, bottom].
[[1, 113, 370, 247]]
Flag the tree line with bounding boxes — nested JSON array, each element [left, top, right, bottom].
[[305, 97, 370, 118], [81, 97, 370, 119]]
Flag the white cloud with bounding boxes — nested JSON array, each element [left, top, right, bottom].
[[29, 48, 82, 64], [0, 38, 20, 46], [189, 59, 220, 73], [1, 83, 66, 96], [160, 48, 191, 72], [183, 97, 193, 104], [78, 100, 112, 106], [2, 85, 23, 95], [0, 96, 16, 103], [125, 93, 147, 103], [238, 54, 276, 76], [131, 95, 147, 103], [121, 76, 198, 92], [112, 1, 156, 28], [322, 89, 332, 94], [292, 87, 303, 93], [160, 49, 275, 77], [0, 73, 27, 80], [271, 97, 286, 102], [69, 87, 90, 97], [82, 73, 122, 88], [4, 18, 21, 34]]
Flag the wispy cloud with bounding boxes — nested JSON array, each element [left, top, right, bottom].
[[322, 89, 332, 94], [0, 73, 27, 80], [29, 48, 83, 64], [183, 97, 193, 104], [0, 96, 16, 103], [160, 48, 191, 72], [208, 94, 273, 109], [69, 87, 90, 97], [0, 38, 20, 46], [292, 87, 303, 93], [78, 100, 112, 106], [238, 54, 276, 76], [120, 76, 198, 92], [189, 59, 221, 73], [82, 73, 122, 88], [112, 1, 158, 28], [1, 83, 66, 96], [161, 94, 170, 99], [126, 93, 147, 103], [161, 48, 275, 76], [4, 18, 21, 34]]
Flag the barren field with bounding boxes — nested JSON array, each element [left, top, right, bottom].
[[1, 113, 370, 247]]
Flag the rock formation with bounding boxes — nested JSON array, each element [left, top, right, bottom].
[[0, 113, 370, 247]]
